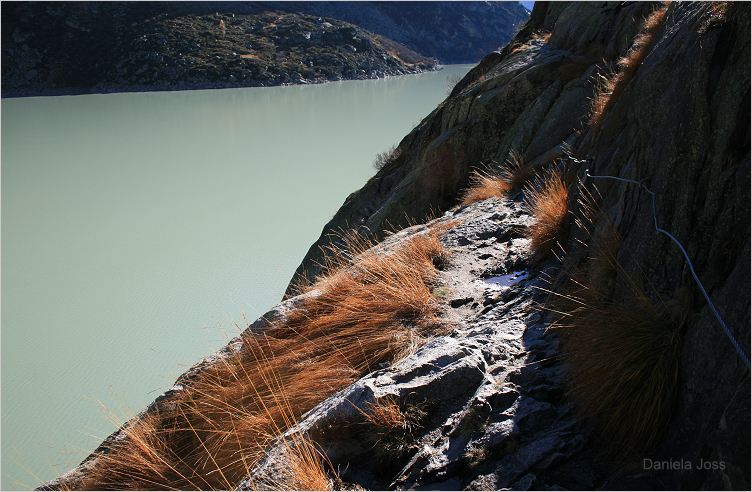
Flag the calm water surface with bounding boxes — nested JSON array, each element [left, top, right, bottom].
[[1, 65, 473, 489]]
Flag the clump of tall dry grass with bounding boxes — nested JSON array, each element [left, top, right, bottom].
[[461, 153, 529, 205], [697, 2, 743, 34], [588, 3, 669, 137], [260, 433, 334, 491], [460, 170, 515, 206], [64, 224, 455, 490], [524, 167, 570, 260], [360, 396, 427, 469], [545, 211, 685, 469]]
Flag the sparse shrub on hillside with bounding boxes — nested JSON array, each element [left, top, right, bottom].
[[373, 144, 401, 172], [524, 167, 570, 260], [444, 72, 464, 95], [68, 223, 456, 490], [545, 215, 685, 468], [587, 3, 669, 138]]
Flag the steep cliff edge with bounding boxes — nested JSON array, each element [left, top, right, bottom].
[[39, 2, 749, 490], [285, 1, 664, 295]]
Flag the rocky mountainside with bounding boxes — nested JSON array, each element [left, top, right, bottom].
[[283, 1, 751, 488], [39, 1, 749, 491], [254, 1, 530, 63], [1, 1, 527, 97]]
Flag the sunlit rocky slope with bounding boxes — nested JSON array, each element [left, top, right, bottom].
[[40, 2, 749, 490]]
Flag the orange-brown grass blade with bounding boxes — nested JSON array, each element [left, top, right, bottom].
[[460, 170, 515, 205], [266, 434, 334, 491], [524, 167, 570, 260], [341, 395, 429, 471], [460, 152, 529, 205], [588, 2, 669, 137], [509, 30, 552, 55]]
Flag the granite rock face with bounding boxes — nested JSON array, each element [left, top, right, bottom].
[[245, 198, 602, 491]]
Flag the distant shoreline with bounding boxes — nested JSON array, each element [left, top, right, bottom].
[[1, 65, 442, 99]]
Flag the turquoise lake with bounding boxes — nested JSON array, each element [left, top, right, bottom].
[[1, 64, 473, 489]]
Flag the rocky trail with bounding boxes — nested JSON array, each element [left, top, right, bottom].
[[245, 195, 615, 491], [40, 193, 611, 491]]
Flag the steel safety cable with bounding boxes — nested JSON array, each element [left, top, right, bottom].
[[572, 160, 750, 369]]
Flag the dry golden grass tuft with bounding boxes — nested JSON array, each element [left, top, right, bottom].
[[461, 170, 515, 205], [588, 69, 617, 137], [65, 223, 455, 490], [461, 153, 529, 205], [544, 210, 685, 469], [588, 3, 669, 137], [360, 396, 427, 469], [463, 72, 489, 92], [263, 434, 334, 491], [365, 397, 409, 431], [703, 1, 741, 27], [524, 167, 570, 260]]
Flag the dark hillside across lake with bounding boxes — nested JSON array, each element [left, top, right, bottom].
[[1, 1, 529, 97]]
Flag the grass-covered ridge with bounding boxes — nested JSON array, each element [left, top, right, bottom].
[[60, 223, 455, 490]]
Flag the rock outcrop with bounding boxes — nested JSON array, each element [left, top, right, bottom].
[[285, 1, 667, 293], [39, 1, 750, 490], [245, 198, 599, 491]]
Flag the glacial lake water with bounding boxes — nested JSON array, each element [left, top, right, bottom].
[[1, 64, 473, 489]]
